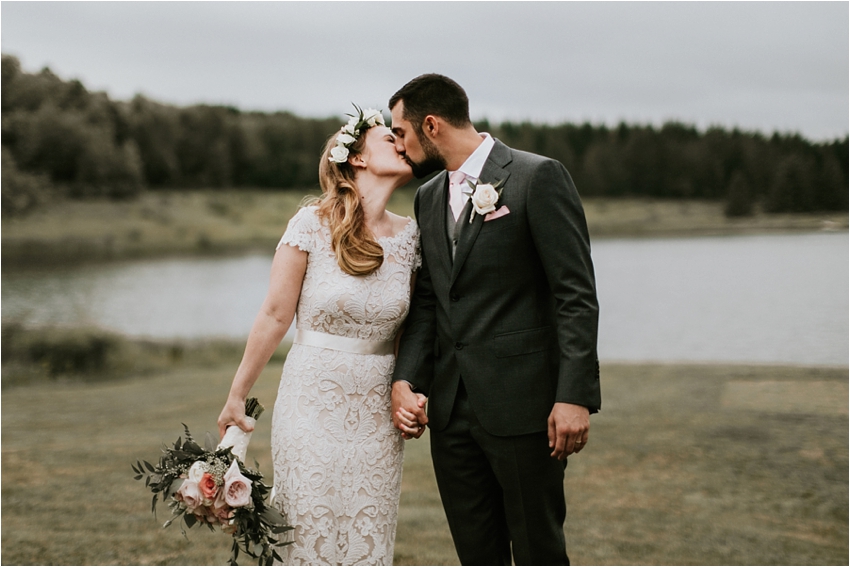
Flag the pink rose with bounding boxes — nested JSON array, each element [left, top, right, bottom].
[[223, 460, 252, 508], [216, 506, 234, 522], [199, 472, 219, 502], [213, 486, 233, 521], [192, 505, 216, 525], [176, 480, 203, 512]]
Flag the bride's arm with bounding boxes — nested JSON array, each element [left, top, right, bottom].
[[217, 243, 307, 439]]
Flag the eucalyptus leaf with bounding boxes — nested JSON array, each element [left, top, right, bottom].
[[271, 524, 294, 534]]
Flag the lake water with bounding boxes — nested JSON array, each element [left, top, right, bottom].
[[3, 232, 847, 366]]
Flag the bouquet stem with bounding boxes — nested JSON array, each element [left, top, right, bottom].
[[217, 397, 264, 463]]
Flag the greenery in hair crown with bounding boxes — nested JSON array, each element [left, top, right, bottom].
[[328, 105, 386, 163]]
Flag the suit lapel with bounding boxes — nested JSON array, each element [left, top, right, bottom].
[[421, 171, 453, 280], [450, 141, 513, 286]]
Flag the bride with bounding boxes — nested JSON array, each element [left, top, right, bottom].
[[217, 107, 424, 565]]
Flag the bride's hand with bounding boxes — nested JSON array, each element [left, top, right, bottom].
[[217, 396, 254, 440], [396, 406, 426, 439]]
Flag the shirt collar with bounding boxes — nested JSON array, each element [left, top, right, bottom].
[[453, 133, 495, 182]]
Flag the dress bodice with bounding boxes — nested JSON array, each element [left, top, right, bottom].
[[278, 206, 421, 343]]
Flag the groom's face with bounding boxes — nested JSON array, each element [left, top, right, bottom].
[[390, 102, 446, 178]]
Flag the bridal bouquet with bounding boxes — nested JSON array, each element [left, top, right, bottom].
[[132, 398, 292, 565]]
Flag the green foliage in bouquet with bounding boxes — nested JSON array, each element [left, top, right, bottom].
[[132, 398, 292, 566]]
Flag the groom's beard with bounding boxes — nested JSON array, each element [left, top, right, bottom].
[[406, 134, 446, 179]]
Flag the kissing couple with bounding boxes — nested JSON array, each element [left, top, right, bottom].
[[217, 73, 600, 565]]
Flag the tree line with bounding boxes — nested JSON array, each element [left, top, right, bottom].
[[2, 54, 847, 217]]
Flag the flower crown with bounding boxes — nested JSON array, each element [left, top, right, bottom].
[[328, 105, 386, 164]]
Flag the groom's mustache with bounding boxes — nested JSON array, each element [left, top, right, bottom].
[[402, 153, 444, 179]]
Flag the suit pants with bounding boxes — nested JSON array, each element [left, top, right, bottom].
[[430, 380, 570, 566]]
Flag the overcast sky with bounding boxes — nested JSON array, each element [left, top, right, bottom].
[[2, 1, 847, 140]]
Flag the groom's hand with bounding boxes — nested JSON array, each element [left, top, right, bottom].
[[392, 381, 428, 439], [548, 402, 590, 460]]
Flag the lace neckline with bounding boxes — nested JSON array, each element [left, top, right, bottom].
[[376, 217, 416, 244]]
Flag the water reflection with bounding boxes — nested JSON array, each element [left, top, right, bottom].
[[3, 233, 847, 366]]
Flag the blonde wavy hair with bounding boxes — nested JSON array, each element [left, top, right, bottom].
[[312, 130, 384, 277]]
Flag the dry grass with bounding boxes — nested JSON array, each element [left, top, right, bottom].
[[2, 353, 847, 565], [581, 199, 848, 238], [3, 189, 846, 269]]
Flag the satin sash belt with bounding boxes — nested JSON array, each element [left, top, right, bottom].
[[293, 329, 394, 356]]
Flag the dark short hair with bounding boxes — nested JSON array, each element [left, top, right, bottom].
[[389, 74, 471, 134]]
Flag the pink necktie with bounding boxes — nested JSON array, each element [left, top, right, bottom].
[[449, 171, 468, 221]]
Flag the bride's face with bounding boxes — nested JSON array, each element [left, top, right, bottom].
[[357, 126, 413, 185]]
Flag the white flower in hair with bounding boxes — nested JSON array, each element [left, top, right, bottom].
[[336, 133, 356, 146], [328, 104, 386, 164], [329, 145, 350, 163], [363, 108, 384, 127]]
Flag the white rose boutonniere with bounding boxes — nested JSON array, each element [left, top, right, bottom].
[[465, 178, 506, 223]]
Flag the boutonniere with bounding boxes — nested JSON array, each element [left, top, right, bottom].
[[463, 178, 506, 223]]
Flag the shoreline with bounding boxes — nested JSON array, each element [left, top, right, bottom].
[[2, 189, 847, 271], [2, 324, 845, 392]]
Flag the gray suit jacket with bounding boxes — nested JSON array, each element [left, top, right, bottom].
[[393, 139, 600, 436]]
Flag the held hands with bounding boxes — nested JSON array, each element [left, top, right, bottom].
[[217, 396, 256, 441], [391, 381, 428, 440], [548, 402, 590, 460]]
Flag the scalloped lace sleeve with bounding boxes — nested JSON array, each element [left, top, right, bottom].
[[277, 206, 321, 252]]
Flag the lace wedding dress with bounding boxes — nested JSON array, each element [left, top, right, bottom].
[[271, 206, 420, 565]]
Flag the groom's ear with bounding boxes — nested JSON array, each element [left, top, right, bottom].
[[422, 115, 440, 139]]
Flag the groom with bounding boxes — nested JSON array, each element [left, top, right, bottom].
[[389, 74, 600, 565]]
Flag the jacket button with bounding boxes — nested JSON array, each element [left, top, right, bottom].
[[454, 342, 463, 350], [450, 293, 460, 302]]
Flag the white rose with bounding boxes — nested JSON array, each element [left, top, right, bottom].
[[336, 133, 356, 146], [471, 184, 499, 215], [187, 461, 206, 483], [329, 145, 349, 163], [363, 109, 384, 127], [342, 123, 356, 136]]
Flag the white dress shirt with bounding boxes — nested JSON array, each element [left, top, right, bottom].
[[448, 133, 496, 214]]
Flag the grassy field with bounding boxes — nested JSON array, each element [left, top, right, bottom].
[[3, 189, 846, 269], [2, 345, 847, 565]]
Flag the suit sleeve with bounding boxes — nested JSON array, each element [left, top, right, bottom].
[[392, 186, 437, 396], [526, 159, 601, 412]]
